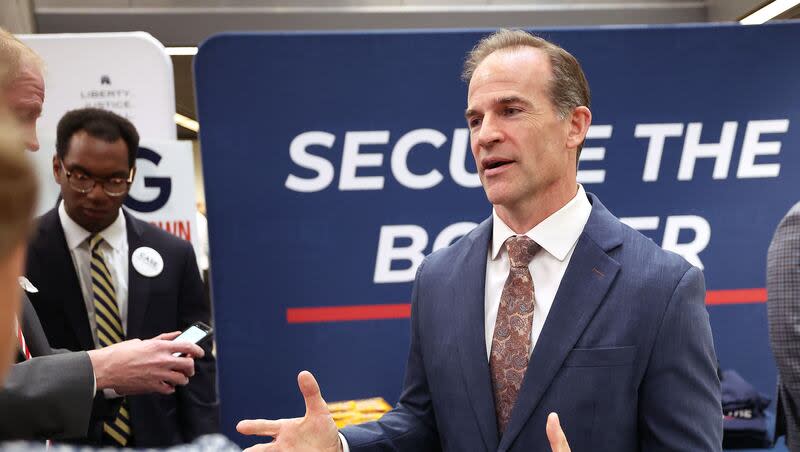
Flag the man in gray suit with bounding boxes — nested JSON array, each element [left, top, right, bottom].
[[0, 28, 208, 441], [768, 202, 800, 451]]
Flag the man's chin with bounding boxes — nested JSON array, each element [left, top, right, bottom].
[[77, 217, 111, 234], [483, 187, 513, 207]]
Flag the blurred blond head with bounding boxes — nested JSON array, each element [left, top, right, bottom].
[[0, 120, 37, 382], [0, 27, 45, 152], [0, 27, 43, 89]]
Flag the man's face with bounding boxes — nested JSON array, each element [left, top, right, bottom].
[[54, 131, 131, 233], [4, 62, 44, 152], [0, 244, 24, 382], [466, 47, 574, 212]]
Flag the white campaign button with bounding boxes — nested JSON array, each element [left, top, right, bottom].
[[132, 247, 164, 277]]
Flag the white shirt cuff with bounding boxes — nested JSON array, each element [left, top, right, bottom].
[[102, 388, 122, 398], [92, 365, 120, 398], [339, 432, 350, 452], [89, 358, 97, 394]]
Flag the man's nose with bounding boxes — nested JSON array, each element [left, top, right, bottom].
[[477, 115, 503, 148], [85, 181, 108, 201], [24, 128, 39, 152]]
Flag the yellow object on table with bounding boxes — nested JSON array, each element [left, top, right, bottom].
[[328, 397, 393, 428]]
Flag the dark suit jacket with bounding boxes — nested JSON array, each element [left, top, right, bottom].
[[0, 295, 95, 440], [25, 208, 219, 447], [341, 193, 722, 451]]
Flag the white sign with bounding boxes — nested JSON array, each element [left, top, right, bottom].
[[20, 32, 177, 140]]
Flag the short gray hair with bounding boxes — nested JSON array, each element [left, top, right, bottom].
[[463, 29, 591, 120]]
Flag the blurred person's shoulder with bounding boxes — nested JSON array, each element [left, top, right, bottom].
[[0, 434, 240, 451]]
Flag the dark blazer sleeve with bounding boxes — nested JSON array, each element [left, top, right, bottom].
[[0, 295, 95, 440], [341, 260, 440, 452], [637, 266, 723, 451], [174, 242, 220, 440], [767, 202, 800, 449]]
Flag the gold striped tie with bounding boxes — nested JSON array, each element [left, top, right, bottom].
[[90, 235, 132, 446]]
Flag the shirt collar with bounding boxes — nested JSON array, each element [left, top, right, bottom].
[[491, 184, 592, 262], [58, 200, 126, 251]]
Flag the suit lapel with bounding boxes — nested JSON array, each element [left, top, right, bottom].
[[453, 218, 499, 451], [124, 211, 151, 339], [499, 194, 623, 451], [34, 209, 96, 350]]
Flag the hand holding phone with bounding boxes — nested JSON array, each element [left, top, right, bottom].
[[172, 321, 213, 357]]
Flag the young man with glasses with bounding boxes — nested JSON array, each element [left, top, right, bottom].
[[23, 108, 220, 448]]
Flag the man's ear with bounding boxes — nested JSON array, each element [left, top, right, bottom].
[[52, 155, 62, 183], [566, 106, 592, 150]]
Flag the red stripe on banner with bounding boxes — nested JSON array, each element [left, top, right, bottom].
[[286, 288, 768, 323], [287, 304, 411, 324], [705, 288, 767, 305]]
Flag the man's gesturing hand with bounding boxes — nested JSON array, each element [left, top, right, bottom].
[[546, 412, 571, 452], [87, 331, 204, 395], [237, 371, 342, 452]]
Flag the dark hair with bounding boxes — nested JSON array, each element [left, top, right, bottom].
[[56, 108, 139, 167]]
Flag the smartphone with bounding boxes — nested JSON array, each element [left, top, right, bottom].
[[172, 321, 213, 357]]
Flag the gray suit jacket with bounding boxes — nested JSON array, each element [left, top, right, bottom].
[[768, 201, 800, 451], [0, 294, 95, 440]]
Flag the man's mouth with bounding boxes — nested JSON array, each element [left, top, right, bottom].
[[482, 158, 514, 174], [82, 207, 107, 218], [486, 161, 510, 169]]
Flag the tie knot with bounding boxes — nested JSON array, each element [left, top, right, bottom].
[[505, 235, 538, 268], [89, 235, 104, 252]]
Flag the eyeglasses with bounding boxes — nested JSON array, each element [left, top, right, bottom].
[[60, 163, 135, 197]]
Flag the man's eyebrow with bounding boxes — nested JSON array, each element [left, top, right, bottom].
[[497, 96, 532, 107], [65, 164, 128, 179], [16, 100, 42, 112], [64, 163, 89, 174], [465, 96, 533, 118]]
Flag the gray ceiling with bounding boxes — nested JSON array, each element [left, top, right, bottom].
[[18, 0, 798, 137], [35, 1, 713, 46]]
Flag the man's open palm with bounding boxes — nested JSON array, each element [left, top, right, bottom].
[[237, 371, 342, 452]]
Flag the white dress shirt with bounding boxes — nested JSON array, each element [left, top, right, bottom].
[[58, 201, 130, 344], [485, 184, 591, 359], [340, 185, 591, 451]]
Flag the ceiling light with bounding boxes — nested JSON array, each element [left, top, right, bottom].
[[740, 0, 800, 24], [175, 113, 199, 132], [166, 47, 198, 56]]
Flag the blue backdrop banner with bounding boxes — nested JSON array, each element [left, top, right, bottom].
[[195, 22, 800, 446]]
